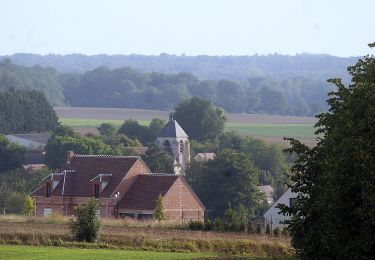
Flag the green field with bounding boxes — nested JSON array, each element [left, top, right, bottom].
[[59, 117, 316, 138], [0, 245, 215, 260], [226, 123, 316, 138]]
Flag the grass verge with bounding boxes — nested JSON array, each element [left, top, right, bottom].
[[0, 245, 215, 260]]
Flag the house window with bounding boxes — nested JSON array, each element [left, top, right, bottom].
[[164, 140, 170, 147], [290, 198, 296, 208], [179, 140, 184, 153], [93, 183, 100, 198], [45, 182, 51, 198]]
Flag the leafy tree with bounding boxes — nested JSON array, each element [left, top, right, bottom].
[[142, 145, 174, 173], [154, 194, 166, 221], [0, 135, 25, 172], [117, 119, 154, 145], [173, 97, 226, 142], [97, 123, 116, 137], [4, 192, 25, 214], [0, 167, 50, 213], [194, 149, 264, 217], [70, 198, 101, 242], [0, 88, 58, 133], [23, 195, 35, 216], [148, 118, 166, 138], [45, 127, 119, 168], [279, 45, 375, 259]]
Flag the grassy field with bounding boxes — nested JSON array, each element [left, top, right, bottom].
[[59, 117, 316, 139], [0, 245, 215, 260], [0, 217, 293, 257]]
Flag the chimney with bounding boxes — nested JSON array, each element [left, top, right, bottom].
[[169, 113, 174, 121], [66, 151, 74, 164]]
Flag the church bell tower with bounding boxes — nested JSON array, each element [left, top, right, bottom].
[[156, 115, 190, 175]]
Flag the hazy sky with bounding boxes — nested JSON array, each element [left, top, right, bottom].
[[1, 0, 374, 57]]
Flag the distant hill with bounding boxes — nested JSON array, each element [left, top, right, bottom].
[[0, 53, 362, 116], [0, 53, 359, 82]]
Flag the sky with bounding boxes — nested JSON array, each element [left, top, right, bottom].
[[0, 0, 374, 57]]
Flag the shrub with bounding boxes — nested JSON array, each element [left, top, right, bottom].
[[256, 224, 262, 234], [273, 227, 281, 236], [188, 220, 203, 230], [70, 198, 101, 242], [204, 219, 212, 231], [23, 195, 35, 216], [266, 224, 271, 235], [213, 218, 223, 231], [247, 222, 254, 233], [154, 194, 166, 221]]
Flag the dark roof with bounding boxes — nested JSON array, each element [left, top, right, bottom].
[[118, 174, 179, 210], [159, 120, 188, 138], [25, 152, 44, 164], [32, 154, 143, 198]]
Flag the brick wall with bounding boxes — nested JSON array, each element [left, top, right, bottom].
[[112, 160, 149, 199], [34, 195, 116, 218], [163, 178, 204, 221]]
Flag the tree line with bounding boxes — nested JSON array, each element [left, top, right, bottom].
[[1, 58, 335, 116]]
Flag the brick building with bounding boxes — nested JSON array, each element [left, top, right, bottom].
[[31, 151, 204, 221]]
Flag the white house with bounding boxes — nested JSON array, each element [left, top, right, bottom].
[[263, 188, 297, 229]]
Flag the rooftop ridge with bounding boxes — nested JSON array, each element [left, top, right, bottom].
[[139, 172, 179, 176], [74, 154, 140, 159], [90, 173, 113, 182], [42, 170, 76, 180]]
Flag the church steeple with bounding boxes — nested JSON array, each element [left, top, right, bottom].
[[156, 116, 190, 175]]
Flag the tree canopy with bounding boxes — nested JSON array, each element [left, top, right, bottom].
[[0, 88, 58, 134], [45, 126, 121, 168], [0, 134, 25, 172], [0, 57, 341, 116], [280, 45, 375, 259], [192, 149, 264, 217], [141, 145, 174, 173], [173, 97, 226, 142]]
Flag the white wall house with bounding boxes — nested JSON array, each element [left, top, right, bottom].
[[263, 188, 297, 229]]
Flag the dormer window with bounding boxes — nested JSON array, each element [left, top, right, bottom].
[[45, 182, 51, 198], [93, 183, 100, 198]]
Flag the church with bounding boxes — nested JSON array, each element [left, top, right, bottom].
[[155, 115, 190, 175]]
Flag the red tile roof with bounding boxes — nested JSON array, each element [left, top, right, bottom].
[[32, 154, 144, 198], [118, 174, 179, 210]]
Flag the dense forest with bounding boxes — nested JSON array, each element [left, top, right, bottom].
[[0, 53, 357, 81], [0, 53, 360, 116]]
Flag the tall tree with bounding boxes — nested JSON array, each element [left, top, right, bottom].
[[0, 88, 58, 133], [173, 97, 226, 142], [142, 145, 174, 173], [280, 45, 375, 259], [0, 135, 25, 172], [194, 149, 263, 217]]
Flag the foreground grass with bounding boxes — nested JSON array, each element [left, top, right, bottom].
[[0, 218, 293, 257], [0, 245, 215, 260], [59, 117, 316, 138]]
